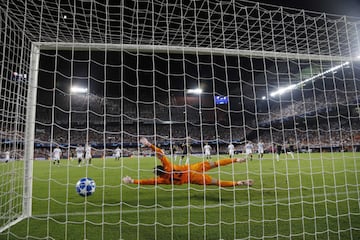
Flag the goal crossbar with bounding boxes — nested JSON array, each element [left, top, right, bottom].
[[34, 42, 356, 62]]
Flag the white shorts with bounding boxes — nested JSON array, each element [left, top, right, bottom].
[[246, 149, 252, 155]]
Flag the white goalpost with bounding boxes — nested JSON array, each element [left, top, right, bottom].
[[1, 0, 360, 239]]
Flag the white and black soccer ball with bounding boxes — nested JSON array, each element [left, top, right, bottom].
[[76, 177, 96, 197]]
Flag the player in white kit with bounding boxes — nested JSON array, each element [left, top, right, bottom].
[[75, 145, 84, 166], [228, 143, 235, 158], [85, 144, 92, 165], [203, 143, 212, 160], [4, 150, 10, 163], [245, 141, 254, 161], [52, 146, 62, 166], [257, 141, 265, 160], [114, 147, 121, 160]]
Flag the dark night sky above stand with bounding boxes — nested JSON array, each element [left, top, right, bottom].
[[257, 0, 360, 18], [36, 0, 360, 114]]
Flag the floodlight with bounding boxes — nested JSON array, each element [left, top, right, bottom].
[[270, 61, 350, 98], [70, 86, 88, 93], [187, 88, 203, 94], [270, 84, 296, 97]]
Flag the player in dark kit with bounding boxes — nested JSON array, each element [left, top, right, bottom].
[[276, 143, 282, 161], [171, 144, 178, 161], [180, 142, 191, 165], [286, 143, 295, 159]]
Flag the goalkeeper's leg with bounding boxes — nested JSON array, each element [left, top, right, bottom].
[[194, 158, 246, 172], [208, 158, 246, 171], [199, 175, 253, 187]]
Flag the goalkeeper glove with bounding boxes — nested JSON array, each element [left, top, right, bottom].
[[123, 176, 134, 184], [140, 137, 151, 147]]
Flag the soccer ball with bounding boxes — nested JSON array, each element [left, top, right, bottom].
[[76, 177, 96, 197]]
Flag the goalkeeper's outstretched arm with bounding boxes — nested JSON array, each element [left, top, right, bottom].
[[214, 179, 253, 187], [140, 137, 172, 168], [123, 176, 159, 185], [123, 176, 170, 185]]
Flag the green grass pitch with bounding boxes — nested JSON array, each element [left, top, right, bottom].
[[1, 152, 360, 240]]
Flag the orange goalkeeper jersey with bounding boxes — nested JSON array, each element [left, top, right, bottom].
[[133, 147, 237, 186]]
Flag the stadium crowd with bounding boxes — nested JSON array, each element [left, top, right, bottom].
[[30, 102, 360, 159], [2, 86, 359, 160]]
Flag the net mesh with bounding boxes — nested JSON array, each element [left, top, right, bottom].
[[0, 4, 31, 231], [1, 0, 360, 239]]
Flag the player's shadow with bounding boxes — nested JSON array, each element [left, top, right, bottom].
[[190, 193, 228, 202]]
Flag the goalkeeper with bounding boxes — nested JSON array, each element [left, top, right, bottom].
[[123, 138, 253, 187]]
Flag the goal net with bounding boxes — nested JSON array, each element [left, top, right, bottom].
[[1, 0, 360, 239]]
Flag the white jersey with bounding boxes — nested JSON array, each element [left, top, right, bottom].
[[228, 144, 235, 156], [204, 144, 212, 156], [5, 151, 10, 161], [245, 143, 254, 154], [257, 142, 264, 154], [53, 148, 62, 160], [75, 146, 84, 159], [114, 147, 121, 158], [85, 146, 92, 159]]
